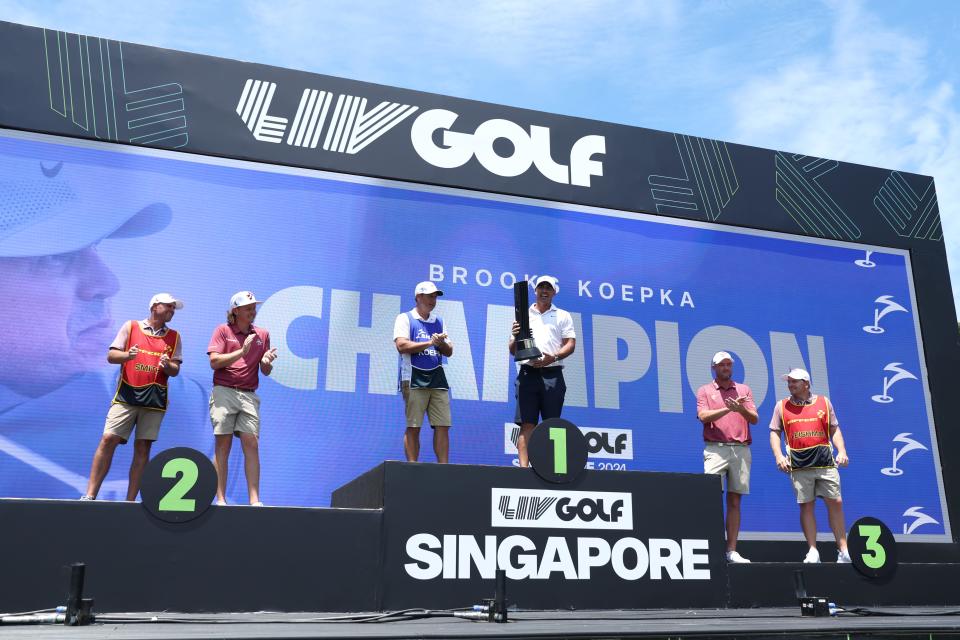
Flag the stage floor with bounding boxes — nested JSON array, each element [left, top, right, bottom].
[[3, 608, 960, 639]]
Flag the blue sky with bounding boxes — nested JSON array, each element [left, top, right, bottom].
[[2, 0, 959, 313]]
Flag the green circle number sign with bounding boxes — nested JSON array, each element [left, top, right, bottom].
[[141, 447, 217, 523], [527, 418, 588, 484], [847, 516, 897, 579]]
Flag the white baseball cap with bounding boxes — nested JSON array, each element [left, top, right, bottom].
[[229, 291, 260, 311], [533, 275, 559, 293], [0, 156, 173, 257], [712, 351, 734, 365], [781, 368, 811, 382], [414, 281, 443, 296], [149, 293, 183, 309]]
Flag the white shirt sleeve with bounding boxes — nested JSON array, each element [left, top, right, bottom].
[[558, 310, 576, 339], [393, 313, 410, 341]]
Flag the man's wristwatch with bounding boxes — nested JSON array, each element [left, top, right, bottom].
[[554, 353, 563, 362]]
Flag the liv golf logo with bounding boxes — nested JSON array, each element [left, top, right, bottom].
[[491, 488, 633, 530], [235, 79, 605, 186], [235, 79, 418, 152]]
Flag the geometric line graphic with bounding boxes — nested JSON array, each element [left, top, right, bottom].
[[873, 171, 942, 241], [648, 134, 739, 220], [236, 79, 286, 143], [341, 98, 418, 154], [236, 78, 418, 154], [43, 29, 188, 149], [497, 495, 515, 519], [498, 495, 557, 521], [774, 152, 861, 240], [287, 88, 333, 148]]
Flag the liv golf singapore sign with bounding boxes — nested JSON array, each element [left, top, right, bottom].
[[362, 432, 726, 610], [404, 487, 711, 582]]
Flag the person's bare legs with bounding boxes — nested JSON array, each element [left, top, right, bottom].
[[214, 434, 233, 504], [126, 439, 153, 501], [404, 427, 421, 461], [725, 491, 743, 552], [516, 423, 536, 467], [433, 426, 449, 463], [84, 434, 124, 498], [238, 432, 260, 504], [824, 497, 848, 552], [799, 500, 818, 551]]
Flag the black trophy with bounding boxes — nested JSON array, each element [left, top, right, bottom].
[[514, 281, 542, 362]]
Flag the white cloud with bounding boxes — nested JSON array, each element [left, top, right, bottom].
[[731, 0, 960, 313]]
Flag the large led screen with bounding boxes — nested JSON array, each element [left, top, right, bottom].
[[0, 129, 949, 541]]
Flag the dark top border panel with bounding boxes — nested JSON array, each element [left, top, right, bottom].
[[0, 20, 944, 250]]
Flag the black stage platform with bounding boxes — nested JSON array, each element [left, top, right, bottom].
[[2, 608, 960, 639], [3, 462, 960, 639]]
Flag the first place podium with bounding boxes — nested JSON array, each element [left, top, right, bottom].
[[333, 461, 729, 610]]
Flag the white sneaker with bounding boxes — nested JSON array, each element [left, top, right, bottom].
[[251, 501, 264, 507], [216, 499, 227, 506], [837, 548, 852, 563], [78, 495, 95, 501], [803, 547, 821, 563], [726, 550, 751, 563]]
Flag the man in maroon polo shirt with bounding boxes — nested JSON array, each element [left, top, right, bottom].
[[207, 291, 277, 506], [696, 351, 758, 563]]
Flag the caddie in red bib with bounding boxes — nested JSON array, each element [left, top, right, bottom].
[[114, 320, 180, 409], [769, 368, 852, 564], [780, 394, 834, 470], [81, 293, 185, 502]]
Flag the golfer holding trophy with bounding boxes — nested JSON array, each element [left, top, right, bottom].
[[509, 276, 577, 467]]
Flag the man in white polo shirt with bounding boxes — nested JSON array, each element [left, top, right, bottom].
[[509, 275, 577, 467]]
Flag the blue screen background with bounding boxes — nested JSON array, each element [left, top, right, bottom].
[[0, 132, 948, 541]]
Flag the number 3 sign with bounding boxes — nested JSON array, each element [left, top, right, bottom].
[[141, 447, 218, 523], [847, 516, 898, 579]]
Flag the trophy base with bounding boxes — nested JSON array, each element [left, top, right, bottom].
[[515, 339, 542, 363]]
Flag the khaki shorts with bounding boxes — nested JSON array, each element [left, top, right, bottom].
[[703, 442, 751, 494], [103, 402, 164, 443], [401, 381, 451, 429], [791, 466, 841, 503], [210, 385, 261, 437]]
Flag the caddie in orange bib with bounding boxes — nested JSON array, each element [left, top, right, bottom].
[[81, 293, 185, 502], [769, 368, 852, 564], [113, 320, 180, 409]]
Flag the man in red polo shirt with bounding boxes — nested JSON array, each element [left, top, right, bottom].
[[696, 351, 758, 563], [207, 291, 277, 506]]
